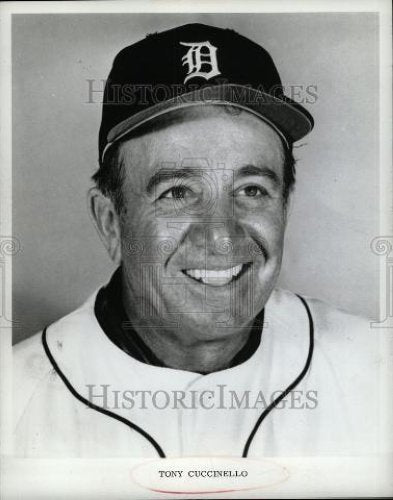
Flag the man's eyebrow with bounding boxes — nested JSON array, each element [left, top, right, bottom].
[[236, 164, 281, 187], [146, 165, 281, 193], [146, 169, 200, 194]]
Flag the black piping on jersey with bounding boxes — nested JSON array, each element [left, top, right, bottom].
[[42, 328, 165, 458], [41, 293, 314, 459], [242, 294, 314, 457]]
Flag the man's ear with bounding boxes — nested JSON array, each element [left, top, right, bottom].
[[87, 187, 122, 265]]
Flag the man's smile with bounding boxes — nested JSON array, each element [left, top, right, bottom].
[[181, 263, 252, 287]]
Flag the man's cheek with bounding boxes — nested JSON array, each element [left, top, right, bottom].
[[243, 216, 285, 258], [120, 220, 169, 264]]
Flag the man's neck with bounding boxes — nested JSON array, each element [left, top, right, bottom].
[[120, 311, 254, 373], [120, 280, 261, 373], [95, 266, 264, 374]]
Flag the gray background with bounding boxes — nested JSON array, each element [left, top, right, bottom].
[[12, 13, 379, 343]]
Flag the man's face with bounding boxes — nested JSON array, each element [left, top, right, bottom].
[[118, 106, 287, 342]]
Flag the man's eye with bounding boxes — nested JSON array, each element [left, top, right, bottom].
[[237, 185, 269, 198], [159, 185, 190, 200]]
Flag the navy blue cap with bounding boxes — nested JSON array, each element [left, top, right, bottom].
[[99, 23, 314, 162]]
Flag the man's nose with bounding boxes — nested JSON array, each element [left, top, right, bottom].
[[187, 218, 247, 257]]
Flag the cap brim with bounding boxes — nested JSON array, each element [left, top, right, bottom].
[[103, 84, 313, 160]]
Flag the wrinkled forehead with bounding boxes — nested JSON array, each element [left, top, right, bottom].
[[116, 104, 286, 177]]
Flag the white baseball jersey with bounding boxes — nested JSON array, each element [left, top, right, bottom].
[[13, 287, 380, 458]]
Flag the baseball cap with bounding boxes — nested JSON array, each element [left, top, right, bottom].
[[99, 23, 314, 162]]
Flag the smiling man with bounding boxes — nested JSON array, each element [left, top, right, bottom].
[[91, 106, 288, 374], [14, 23, 378, 458]]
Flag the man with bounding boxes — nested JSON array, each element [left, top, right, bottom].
[[14, 23, 378, 458]]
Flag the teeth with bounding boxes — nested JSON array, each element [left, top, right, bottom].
[[184, 264, 243, 286]]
